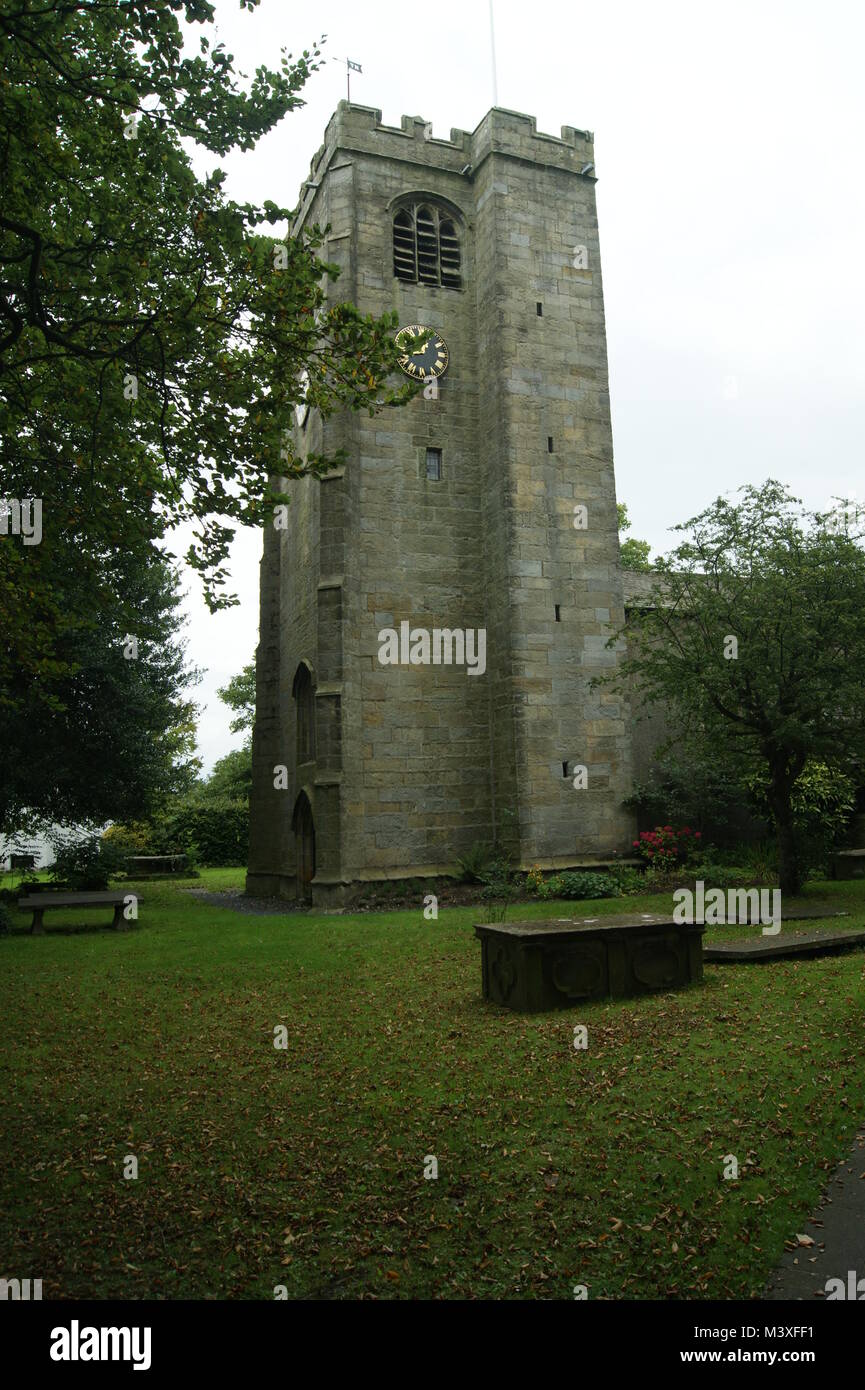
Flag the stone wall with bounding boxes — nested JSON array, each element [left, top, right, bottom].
[[247, 104, 639, 903]]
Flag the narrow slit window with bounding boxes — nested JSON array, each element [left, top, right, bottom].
[[425, 447, 442, 481], [536, 302, 543, 316], [554, 604, 561, 622], [562, 760, 570, 778], [547, 437, 554, 453]]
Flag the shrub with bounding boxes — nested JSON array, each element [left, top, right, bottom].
[[695, 841, 778, 883], [478, 851, 517, 921], [556, 871, 619, 900], [685, 863, 752, 891], [745, 761, 855, 875], [49, 832, 127, 890], [525, 864, 546, 895], [102, 821, 155, 855], [607, 865, 645, 895], [456, 841, 497, 884], [632, 825, 702, 867], [535, 874, 563, 900], [131, 796, 249, 867], [624, 751, 748, 841], [653, 859, 773, 892], [537, 870, 619, 901]]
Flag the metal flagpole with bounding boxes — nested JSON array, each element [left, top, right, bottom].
[[488, 0, 498, 106], [347, 58, 362, 106], [332, 57, 362, 105]]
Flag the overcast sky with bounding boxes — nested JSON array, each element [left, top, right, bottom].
[[186, 0, 865, 771]]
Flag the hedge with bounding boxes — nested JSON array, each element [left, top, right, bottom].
[[105, 797, 249, 868]]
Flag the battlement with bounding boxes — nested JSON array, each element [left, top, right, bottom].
[[299, 103, 596, 210]]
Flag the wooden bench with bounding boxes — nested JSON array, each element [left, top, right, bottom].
[[16, 890, 138, 935]]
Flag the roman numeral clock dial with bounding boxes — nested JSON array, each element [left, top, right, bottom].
[[395, 324, 449, 381]]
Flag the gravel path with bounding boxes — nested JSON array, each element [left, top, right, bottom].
[[184, 888, 310, 916]]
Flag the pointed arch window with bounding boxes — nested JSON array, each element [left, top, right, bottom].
[[292, 662, 315, 764], [291, 791, 315, 898], [393, 203, 461, 289]]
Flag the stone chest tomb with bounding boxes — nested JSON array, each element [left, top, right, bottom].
[[474, 915, 705, 1013]]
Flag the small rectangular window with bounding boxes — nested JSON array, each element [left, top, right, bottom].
[[536, 302, 543, 316], [547, 437, 554, 453], [425, 447, 442, 481], [562, 760, 570, 778], [554, 604, 561, 622]]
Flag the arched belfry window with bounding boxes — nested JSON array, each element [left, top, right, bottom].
[[292, 662, 315, 764], [393, 203, 461, 289]]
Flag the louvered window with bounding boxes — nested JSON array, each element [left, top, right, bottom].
[[393, 203, 461, 289], [393, 209, 416, 282]]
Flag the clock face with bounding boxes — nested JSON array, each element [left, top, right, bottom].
[[395, 324, 449, 381]]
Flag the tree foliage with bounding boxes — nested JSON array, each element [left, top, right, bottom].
[[617, 502, 652, 572], [216, 661, 256, 737], [745, 760, 856, 857], [201, 744, 252, 801], [0, 0, 417, 702], [603, 481, 865, 893], [0, 550, 200, 837], [624, 741, 754, 842]]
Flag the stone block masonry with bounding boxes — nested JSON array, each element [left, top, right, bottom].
[[246, 104, 637, 906]]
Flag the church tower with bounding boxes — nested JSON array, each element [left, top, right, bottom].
[[246, 103, 635, 906]]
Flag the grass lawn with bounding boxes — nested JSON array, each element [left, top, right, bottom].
[[2, 870, 864, 1300]]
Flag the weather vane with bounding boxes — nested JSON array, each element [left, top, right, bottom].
[[332, 56, 362, 105]]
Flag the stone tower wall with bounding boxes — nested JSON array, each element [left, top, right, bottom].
[[247, 104, 636, 903]]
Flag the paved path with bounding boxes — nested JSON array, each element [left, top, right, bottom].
[[764, 1127, 865, 1299]]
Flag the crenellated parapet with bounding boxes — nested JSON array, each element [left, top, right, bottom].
[[295, 103, 596, 228]]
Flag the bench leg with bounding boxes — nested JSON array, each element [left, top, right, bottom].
[[31, 909, 44, 935]]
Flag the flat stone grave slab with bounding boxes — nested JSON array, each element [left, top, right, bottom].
[[127, 854, 188, 876], [762, 903, 851, 920], [830, 848, 865, 879], [474, 916, 704, 1013], [704, 925, 865, 963]]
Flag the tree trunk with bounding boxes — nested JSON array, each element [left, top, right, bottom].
[[771, 786, 802, 898]]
